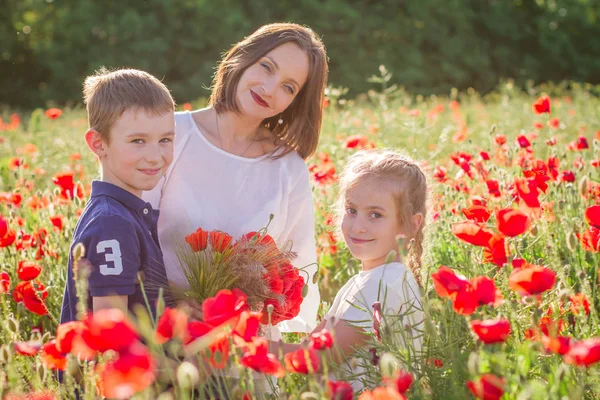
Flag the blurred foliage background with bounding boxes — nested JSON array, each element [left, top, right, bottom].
[[1, 0, 599, 108]]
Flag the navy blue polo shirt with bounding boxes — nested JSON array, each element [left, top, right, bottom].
[[60, 181, 169, 324]]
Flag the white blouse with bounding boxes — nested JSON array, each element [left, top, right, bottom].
[[143, 111, 320, 333]]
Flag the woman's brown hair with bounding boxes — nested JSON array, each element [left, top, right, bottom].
[[336, 149, 429, 285], [209, 23, 328, 160]]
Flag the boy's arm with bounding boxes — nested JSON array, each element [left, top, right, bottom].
[[93, 295, 128, 312], [80, 215, 142, 305]]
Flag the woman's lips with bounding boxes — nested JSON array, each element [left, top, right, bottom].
[[250, 90, 270, 108]]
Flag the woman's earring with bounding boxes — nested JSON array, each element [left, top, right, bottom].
[[277, 115, 284, 125]]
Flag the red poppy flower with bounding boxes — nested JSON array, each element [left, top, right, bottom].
[[470, 319, 511, 344], [486, 180, 501, 197], [240, 337, 285, 377], [532, 95, 550, 114], [542, 335, 571, 355], [494, 134, 507, 145], [40, 340, 67, 371], [13, 340, 43, 356], [0, 228, 16, 248], [233, 310, 262, 345], [548, 117, 560, 129], [516, 134, 531, 148], [202, 288, 249, 327], [576, 135, 589, 150], [483, 234, 508, 267], [0, 270, 10, 293], [45, 108, 63, 119], [496, 208, 530, 237], [155, 307, 188, 344], [357, 387, 405, 400], [471, 276, 503, 307], [466, 374, 506, 400], [55, 321, 96, 360], [17, 261, 42, 281], [577, 226, 600, 252], [384, 369, 413, 394], [16, 280, 48, 315], [185, 227, 209, 252], [480, 151, 490, 161], [585, 206, 600, 229], [564, 338, 600, 367], [83, 308, 139, 352], [49, 215, 63, 232], [184, 320, 230, 368], [508, 265, 556, 296], [209, 230, 234, 253], [452, 221, 494, 247], [546, 137, 557, 146], [461, 205, 491, 223], [328, 380, 354, 400], [183, 102, 192, 111], [284, 347, 320, 374], [433, 166, 448, 183], [431, 266, 468, 300], [97, 343, 156, 399], [452, 285, 479, 315], [569, 293, 590, 315], [559, 171, 576, 183], [310, 329, 334, 350], [514, 178, 541, 208], [344, 135, 374, 150], [0, 215, 7, 238]]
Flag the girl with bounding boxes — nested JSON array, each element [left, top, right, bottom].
[[281, 149, 426, 392]]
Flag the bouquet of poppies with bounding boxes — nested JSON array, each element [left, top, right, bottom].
[[173, 226, 306, 325]]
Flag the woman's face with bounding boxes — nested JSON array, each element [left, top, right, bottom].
[[235, 42, 309, 120]]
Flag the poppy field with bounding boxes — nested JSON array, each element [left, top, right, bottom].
[[2, 79, 600, 399]]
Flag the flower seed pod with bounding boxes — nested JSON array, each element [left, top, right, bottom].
[[41, 332, 52, 344]]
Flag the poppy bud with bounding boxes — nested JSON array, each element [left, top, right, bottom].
[[6, 315, 18, 334], [156, 392, 175, 400], [36, 362, 47, 382], [72, 242, 85, 261], [379, 352, 400, 378], [41, 332, 51, 344], [176, 361, 199, 389], [579, 175, 589, 198], [0, 344, 11, 364], [467, 352, 479, 376], [385, 250, 397, 264], [302, 284, 308, 298]]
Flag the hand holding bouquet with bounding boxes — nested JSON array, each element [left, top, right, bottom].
[[173, 225, 306, 325]]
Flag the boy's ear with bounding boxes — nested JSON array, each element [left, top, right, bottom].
[[85, 129, 107, 158]]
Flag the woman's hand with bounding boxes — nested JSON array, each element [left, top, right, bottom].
[[177, 298, 203, 321]]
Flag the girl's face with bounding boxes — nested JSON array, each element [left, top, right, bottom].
[[341, 179, 405, 270], [235, 42, 309, 121]]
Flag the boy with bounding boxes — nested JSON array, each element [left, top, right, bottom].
[[60, 68, 175, 324]]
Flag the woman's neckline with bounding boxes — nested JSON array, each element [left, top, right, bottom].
[[184, 110, 278, 163]]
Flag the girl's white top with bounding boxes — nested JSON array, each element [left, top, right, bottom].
[[143, 111, 319, 333], [324, 262, 423, 392]]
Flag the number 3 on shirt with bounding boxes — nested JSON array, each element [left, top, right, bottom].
[[97, 239, 124, 276]]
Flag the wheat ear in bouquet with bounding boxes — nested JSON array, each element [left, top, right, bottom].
[[172, 219, 307, 325]]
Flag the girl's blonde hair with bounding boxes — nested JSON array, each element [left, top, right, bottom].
[[337, 149, 428, 284]]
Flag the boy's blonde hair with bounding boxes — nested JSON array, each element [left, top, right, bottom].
[[83, 67, 175, 142], [337, 149, 429, 284]]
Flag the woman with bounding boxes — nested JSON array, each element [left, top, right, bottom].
[[144, 23, 328, 334]]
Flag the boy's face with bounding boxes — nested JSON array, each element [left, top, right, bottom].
[[101, 108, 175, 197]]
